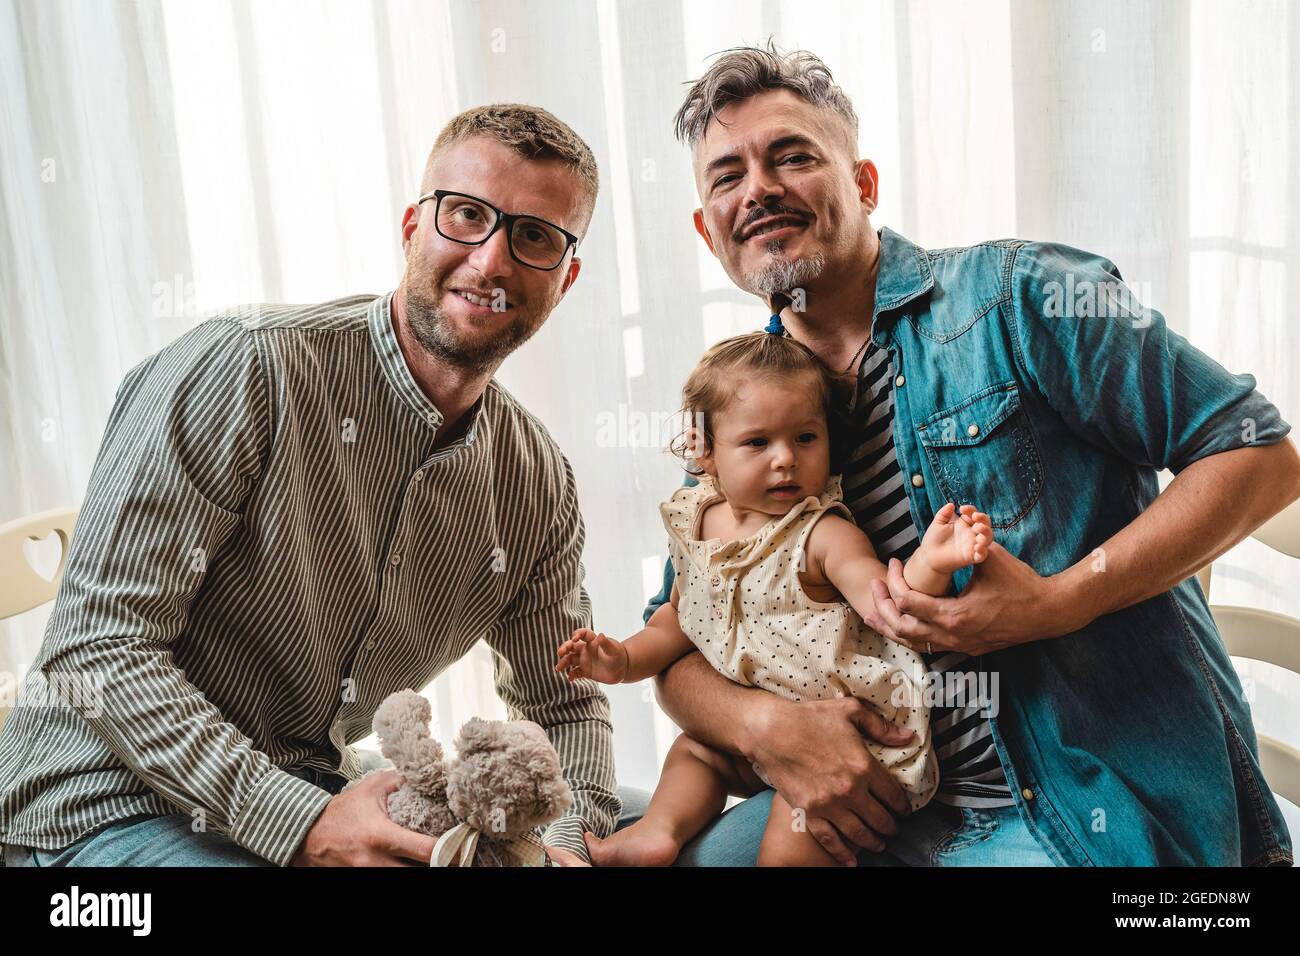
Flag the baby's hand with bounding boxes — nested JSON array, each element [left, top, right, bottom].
[[555, 628, 629, 685], [918, 502, 993, 575]]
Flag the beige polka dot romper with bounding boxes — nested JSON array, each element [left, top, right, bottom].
[[662, 473, 939, 811]]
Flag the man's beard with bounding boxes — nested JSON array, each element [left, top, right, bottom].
[[742, 238, 826, 297], [403, 258, 553, 375]]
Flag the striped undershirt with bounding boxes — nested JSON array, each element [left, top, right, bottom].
[[0, 291, 619, 865], [839, 339, 1015, 809]]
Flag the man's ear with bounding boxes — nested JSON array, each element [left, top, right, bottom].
[[693, 209, 718, 257], [400, 203, 421, 254], [559, 255, 582, 297], [855, 159, 880, 215]]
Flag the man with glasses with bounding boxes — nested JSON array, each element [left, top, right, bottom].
[[0, 104, 618, 867], [421, 189, 580, 273]]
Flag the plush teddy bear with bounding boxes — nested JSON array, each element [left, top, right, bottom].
[[346, 689, 573, 866]]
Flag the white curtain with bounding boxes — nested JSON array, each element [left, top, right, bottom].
[[2, 1, 1297, 814]]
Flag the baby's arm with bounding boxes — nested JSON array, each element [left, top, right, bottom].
[[807, 504, 993, 621], [555, 583, 696, 685]]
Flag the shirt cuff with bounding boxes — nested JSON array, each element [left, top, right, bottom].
[[543, 815, 593, 864], [229, 767, 334, 866], [1168, 392, 1292, 474]]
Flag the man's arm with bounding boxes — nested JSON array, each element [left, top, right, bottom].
[[1010, 242, 1300, 618], [871, 243, 1300, 653], [1062, 441, 1300, 624], [38, 319, 334, 866], [483, 454, 619, 864], [653, 649, 768, 758], [879, 440, 1300, 653]]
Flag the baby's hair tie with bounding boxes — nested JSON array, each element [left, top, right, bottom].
[[764, 290, 791, 335]]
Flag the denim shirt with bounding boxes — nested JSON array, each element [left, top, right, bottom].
[[647, 226, 1293, 866]]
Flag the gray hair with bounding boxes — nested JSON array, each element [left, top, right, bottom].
[[672, 39, 859, 155]]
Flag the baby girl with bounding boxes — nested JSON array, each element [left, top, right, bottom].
[[556, 330, 992, 866]]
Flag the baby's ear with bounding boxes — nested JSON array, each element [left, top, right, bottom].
[[683, 422, 709, 460]]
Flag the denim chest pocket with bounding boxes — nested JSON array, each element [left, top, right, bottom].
[[916, 382, 1043, 529]]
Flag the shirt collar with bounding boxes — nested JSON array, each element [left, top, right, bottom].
[[871, 226, 935, 346], [367, 290, 483, 444]]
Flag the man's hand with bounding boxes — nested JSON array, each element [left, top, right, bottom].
[[544, 845, 591, 867], [868, 444, 1300, 657], [748, 696, 917, 867], [290, 770, 437, 866], [867, 544, 1073, 656]]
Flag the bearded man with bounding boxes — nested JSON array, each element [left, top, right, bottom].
[[0, 104, 619, 868]]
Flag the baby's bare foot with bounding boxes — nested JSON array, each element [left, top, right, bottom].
[[584, 821, 681, 867]]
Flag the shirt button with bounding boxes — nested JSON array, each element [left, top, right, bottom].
[[413, 470, 424, 482], [711, 575, 722, 588], [894, 374, 905, 387], [426, 412, 437, 424], [1021, 787, 1035, 801], [390, 553, 402, 566], [967, 424, 980, 437], [365, 639, 378, 651], [911, 473, 924, 488]]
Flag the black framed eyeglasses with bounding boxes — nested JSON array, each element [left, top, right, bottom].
[[415, 189, 579, 271]]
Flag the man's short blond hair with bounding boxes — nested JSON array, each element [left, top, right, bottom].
[[422, 103, 599, 236]]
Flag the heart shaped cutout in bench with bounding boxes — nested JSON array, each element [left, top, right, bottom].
[[22, 530, 67, 583]]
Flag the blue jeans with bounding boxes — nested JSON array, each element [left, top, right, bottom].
[[4, 783, 1052, 866], [1, 762, 360, 867], [614, 787, 1055, 866], [3, 781, 653, 867], [3, 812, 276, 866]]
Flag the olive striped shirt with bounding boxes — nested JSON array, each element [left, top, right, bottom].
[[0, 292, 618, 865]]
